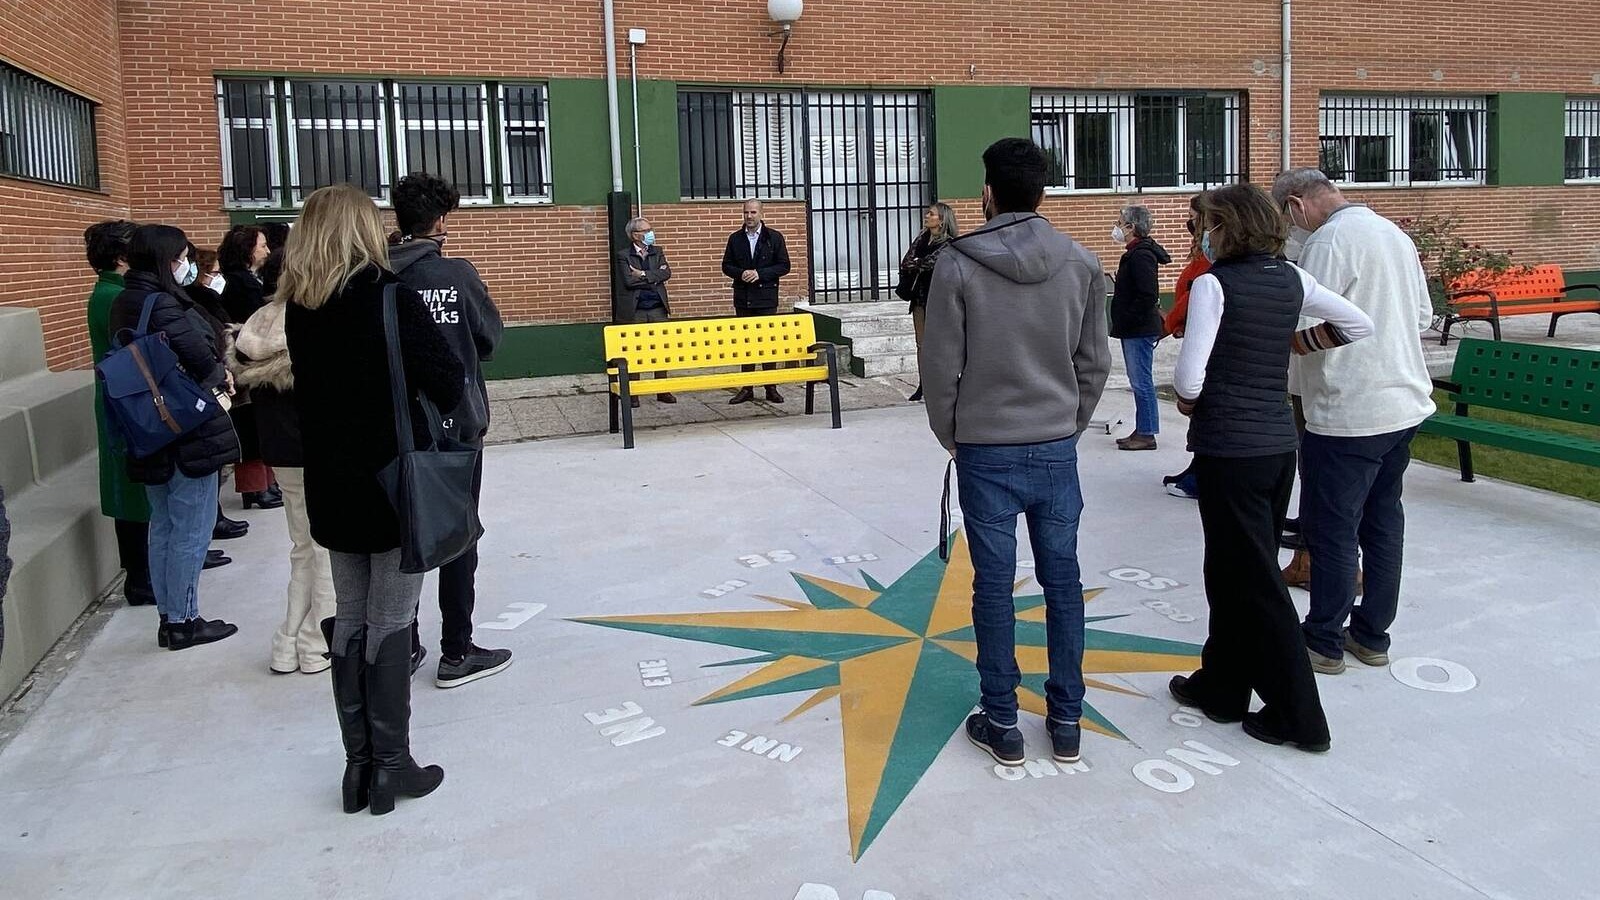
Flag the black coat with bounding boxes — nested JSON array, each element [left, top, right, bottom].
[[613, 244, 672, 323], [107, 271, 241, 483], [1110, 237, 1171, 339], [721, 227, 791, 309], [220, 268, 265, 324], [285, 266, 465, 555], [896, 230, 949, 309], [252, 387, 302, 467]]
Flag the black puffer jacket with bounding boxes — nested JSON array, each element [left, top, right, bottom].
[[220, 268, 265, 324], [1110, 237, 1171, 339], [286, 266, 465, 554], [107, 271, 242, 484]]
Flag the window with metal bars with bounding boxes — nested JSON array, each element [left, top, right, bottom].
[[499, 84, 551, 202], [1566, 98, 1600, 182], [216, 78, 280, 205], [286, 80, 389, 204], [395, 83, 491, 203], [1030, 92, 1241, 192], [1318, 95, 1487, 186], [678, 89, 803, 200], [0, 62, 100, 191]]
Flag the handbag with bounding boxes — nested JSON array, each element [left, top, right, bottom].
[[374, 284, 484, 574], [939, 459, 955, 562], [96, 292, 220, 459]]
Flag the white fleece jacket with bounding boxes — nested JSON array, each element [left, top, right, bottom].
[[1289, 206, 1437, 437]]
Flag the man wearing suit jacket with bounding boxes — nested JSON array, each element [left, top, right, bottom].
[[720, 199, 792, 404], [614, 216, 677, 406]]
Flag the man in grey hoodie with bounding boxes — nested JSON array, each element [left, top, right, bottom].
[[922, 137, 1111, 768], [390, 172, 512, 689]]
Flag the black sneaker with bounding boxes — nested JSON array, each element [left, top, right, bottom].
[[410, 645, 427, 677], [435, 645, 514, 689], [964, 712, 1024, 766], [1045, 718, 1081, 764]]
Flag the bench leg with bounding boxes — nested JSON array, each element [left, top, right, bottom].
[[1439, 316, 1454, 346], [805, 379, 815, 416], [1489, 317, 1502, 342], [608, 390, 619, 434], [1548, 312, 1562, 338], [616, 366, 635, 450], [1456, 440, 1475, 483], [827, 362, 842, 430]]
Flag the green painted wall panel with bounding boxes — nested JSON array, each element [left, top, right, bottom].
[[483, 322, 607, 379], [932, 86, 1031, 199], [1490, 93, 1565, 187], [548, 79, 616, 206], [619, 79, 680, 205]]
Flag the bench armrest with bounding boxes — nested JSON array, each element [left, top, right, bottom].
[[1448, 287, 1500, 318], [606, 356, 631, 377], [1432, 378, 1461, 393], [1560, 282, 1600, 298]]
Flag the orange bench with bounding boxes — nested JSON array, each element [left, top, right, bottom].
[[1442, 264, 1600, 345]]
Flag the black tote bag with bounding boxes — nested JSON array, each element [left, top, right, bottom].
[[375, 285, 484, 574]]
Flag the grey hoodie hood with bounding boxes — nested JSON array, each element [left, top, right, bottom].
[[389, 236, 441, 274], [945, 213, 1072, 285]]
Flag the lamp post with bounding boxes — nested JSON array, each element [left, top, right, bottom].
[[768, 0, 803, 74]]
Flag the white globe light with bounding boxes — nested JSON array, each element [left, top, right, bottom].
[[768, 0, 803, 24]]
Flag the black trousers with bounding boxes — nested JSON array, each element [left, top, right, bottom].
[[114, 519, 152, 593], [737, 305, 780, 376], [436, 451, 485, 660], [1187, 452, 1330, 744]]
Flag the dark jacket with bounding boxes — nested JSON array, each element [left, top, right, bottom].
[[389, 238, 503, 445], [107, 271, 242, 483], [229, 300, 302, 467], [897, 230, 950, 310], [721, 227, 790, 309], [220, 268, 265, 324], [1109, 237, 1171, 339], [86, 270, 150, 522], [286, 266, 465, 554], [613, 243, 672, 323]]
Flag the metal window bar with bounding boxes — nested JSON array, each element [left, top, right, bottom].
[[1565, 98, 1600, 181], [395, 83, 491, 201], [679, 90, 804, 200], [215, 78, 281, 206], [499, 84, 552, 201], [1318, 94, 1487, 186], [286, 80, 389, 204], [1030, 91, 1241, 192], [0, 62, 99, 190]]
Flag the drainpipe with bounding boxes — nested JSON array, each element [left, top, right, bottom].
[[602, 0, 624, 192], [630, 40, 643, 213], [1281, 0, 1292, 171]]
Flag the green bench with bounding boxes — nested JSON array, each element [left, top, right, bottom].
[[1419, 339, 1600, 482]]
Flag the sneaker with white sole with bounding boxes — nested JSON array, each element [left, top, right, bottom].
[[435, 645, 514, 688], [965, 712, 1025, 766], [1343, 630, 1389, 667], [1308, 647, 1347, 675]]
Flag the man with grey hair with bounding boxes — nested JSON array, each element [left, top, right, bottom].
[[613, 215, 676, 406], [1109, 204, 1170, 451], [1270, 168, 1435, 676]]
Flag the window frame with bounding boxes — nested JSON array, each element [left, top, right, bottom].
[[0, 61, 101, 192], [392, 81, 495, 206], [1565, 97, 1600, 184], [1030, 90, 1242, 195], [214, 77, 283, 208], [677, 87, 804, 201], [496, 82, 554, 205], [1318, 94, 1488, 188], [283, 78, 392, 206]]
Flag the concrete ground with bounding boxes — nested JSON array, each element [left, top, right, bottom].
[[1, 396, 1596, 900]]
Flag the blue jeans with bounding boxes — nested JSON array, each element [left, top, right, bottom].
[[1300, 427, 1418, 659], [146, 470, 218, 623], [956, 437, 1085, 727], [1120, 337, 1159, 436]]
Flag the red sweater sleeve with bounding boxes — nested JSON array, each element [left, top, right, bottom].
[[1164, 254, 1212, 337]]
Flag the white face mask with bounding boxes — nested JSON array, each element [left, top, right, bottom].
[[208, 273, 227, 294], [175, 259, 197, 286], [1111, 225, 1128, 244], [1285, 227, 1312, 262]]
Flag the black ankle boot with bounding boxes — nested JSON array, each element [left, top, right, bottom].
[[365, 629, 443, 815], [213, 503, 248, 540], [241, 491, 284, 510], [323, 618, 371, 813], [165, 617, 238, 651]]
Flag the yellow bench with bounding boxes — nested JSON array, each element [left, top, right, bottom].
[[604, 313, 843, 448]]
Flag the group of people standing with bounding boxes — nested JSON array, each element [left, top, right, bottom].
[[85, 171, 514, 814], [923, 139, 1434, 762]]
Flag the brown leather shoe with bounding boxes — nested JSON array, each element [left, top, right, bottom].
[[765, 386, 785, 403], [1116, 433, 1157, 451], [656, 393, 677, 404], [1282, 549, 1311, 589], [729, 387, 755, 405]]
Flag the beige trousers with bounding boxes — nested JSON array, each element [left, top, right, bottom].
[[270, 466, 337, 672]]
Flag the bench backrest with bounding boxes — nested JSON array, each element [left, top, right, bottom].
[[604, 313, 819, 374], [1448, 338, 1600, 427], [1450, 264, 1567, 304]]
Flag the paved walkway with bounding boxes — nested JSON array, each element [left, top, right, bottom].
[[2, 402, 1596, 899]]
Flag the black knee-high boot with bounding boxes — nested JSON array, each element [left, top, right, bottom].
[[365, 628, 444, 815], [323, 618, 371, 814]]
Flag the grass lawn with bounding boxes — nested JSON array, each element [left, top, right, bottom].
[[1413, 390, 1600, 503]]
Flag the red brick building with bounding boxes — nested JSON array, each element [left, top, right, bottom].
[[5, 0, 1598, 373]]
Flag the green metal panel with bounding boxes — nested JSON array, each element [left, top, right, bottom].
[[1445, 338, 1600, 426], [482, 322, 608, 379], [547, 79, 616, 206], [1489, 93, 1566, 187], [931, 86, 1031, 199], [619, 79, 679, 206]]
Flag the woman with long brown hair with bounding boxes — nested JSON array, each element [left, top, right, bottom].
[[282, 184, 463, 814]]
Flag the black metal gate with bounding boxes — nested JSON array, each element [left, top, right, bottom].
[[803, 91, 931, 303]]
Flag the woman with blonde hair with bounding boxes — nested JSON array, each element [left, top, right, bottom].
[[283, 184, 464, 814], [896, 202, 959, 402]]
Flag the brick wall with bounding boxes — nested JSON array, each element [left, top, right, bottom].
[[0, 0, 129, 366], [6, 0, 1599, 368]]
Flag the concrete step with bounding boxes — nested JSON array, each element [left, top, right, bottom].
[[849, 333, 919, 356], [0, 307, 48, 386], [858, 352, 921, 378], [0, 453, 119, 701], [0, 370, 99, 493], [837, 315, 915, 338]]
